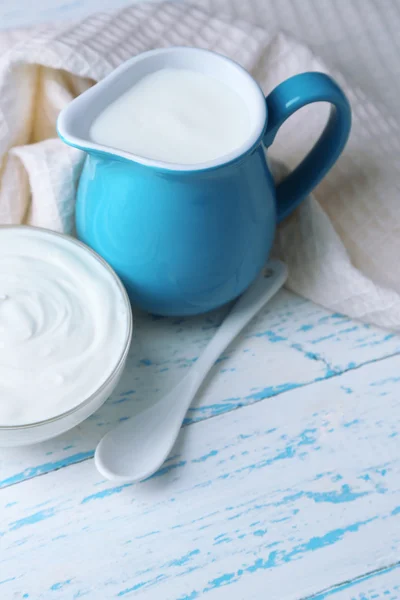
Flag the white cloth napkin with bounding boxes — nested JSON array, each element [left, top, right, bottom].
[[1, 1, 400, 330]]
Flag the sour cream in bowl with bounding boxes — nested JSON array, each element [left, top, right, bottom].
[[0, 226, 132, 446]]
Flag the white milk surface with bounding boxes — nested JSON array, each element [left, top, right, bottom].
[[90, 68, 251, 165]]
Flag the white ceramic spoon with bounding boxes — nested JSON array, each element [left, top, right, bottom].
[[95, 259, 287, 482]]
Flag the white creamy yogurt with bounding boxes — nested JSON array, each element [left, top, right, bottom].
[[0, 227, 130, 426], [90, 67, 251, 165]]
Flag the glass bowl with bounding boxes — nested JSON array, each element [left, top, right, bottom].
[[0, 226, 133, 447]]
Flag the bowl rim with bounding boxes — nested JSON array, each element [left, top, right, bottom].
[[0, 224, 133, 430]]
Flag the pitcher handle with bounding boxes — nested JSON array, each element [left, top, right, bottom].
[[263, 72, 351, 222]]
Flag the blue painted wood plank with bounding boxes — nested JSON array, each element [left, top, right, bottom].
[[1, 352, 400, 598], [308, 563, 400, 599], [1, 290, 400, 489]]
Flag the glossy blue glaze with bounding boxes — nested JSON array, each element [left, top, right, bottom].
[[68, 67, 350, 316], [264, 72, 352, 220], [75, 146, 276, 315]]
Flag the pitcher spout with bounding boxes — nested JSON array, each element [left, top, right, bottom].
[[57, 82, 118, 160]]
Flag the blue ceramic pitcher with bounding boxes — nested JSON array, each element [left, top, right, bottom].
[[58, 47, 351, 316]]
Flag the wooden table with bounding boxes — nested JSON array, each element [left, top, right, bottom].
[[1, 2, 400, 599], [2, 287, 400, 599]]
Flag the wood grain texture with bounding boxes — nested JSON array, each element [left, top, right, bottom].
[[1, 352, 400, 599], [1, 290, 399, 489], [307, 564, 400, 599]]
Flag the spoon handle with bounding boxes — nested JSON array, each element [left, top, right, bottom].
[[95, 260, 287, 482], [192, 260, 288, 386]]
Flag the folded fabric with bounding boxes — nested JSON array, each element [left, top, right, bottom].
[[1, 1, 400, 329]]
